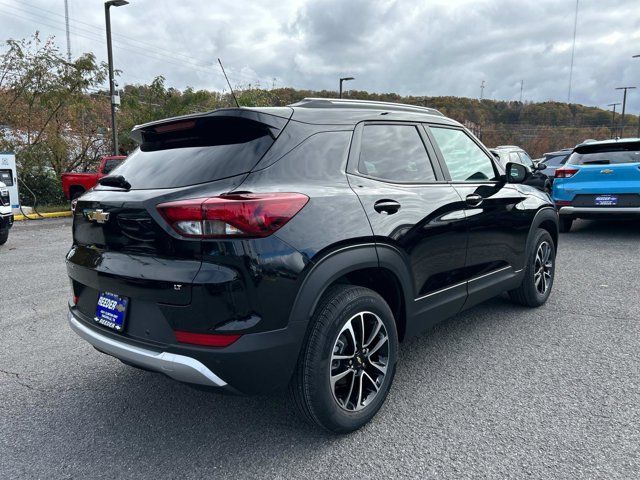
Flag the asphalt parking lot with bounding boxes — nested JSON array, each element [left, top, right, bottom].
[[1, 217, 639, 479]]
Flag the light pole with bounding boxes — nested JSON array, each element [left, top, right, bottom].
[[105, 0, 129, 156], [633, 55, 640, 137], [607, 103, 620, 138], [339, 77, 354, 99], [615, 86, 636, 138]]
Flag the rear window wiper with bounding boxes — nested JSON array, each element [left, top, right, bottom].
[[98, 175, 131, 190]]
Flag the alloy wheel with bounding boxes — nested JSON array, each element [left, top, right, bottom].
[[329, 311, 389, 412], [534, 240, 553, 295]]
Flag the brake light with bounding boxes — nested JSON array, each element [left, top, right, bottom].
[[174, 330, 241, 347], [157, 193, 309, 238], [555, 167, 579, 178], [555, 200, 572, 206]]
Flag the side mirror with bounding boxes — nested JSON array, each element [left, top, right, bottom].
[[505, 162, 530, 183], [535, 163, 548, 171]]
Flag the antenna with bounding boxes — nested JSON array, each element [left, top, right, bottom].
[[218, 58, 239, 108], [520, 80, 524, 103], [480, 80, 485, 100]]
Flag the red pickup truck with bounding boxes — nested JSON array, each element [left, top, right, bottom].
[[61, 155, 126, 200]]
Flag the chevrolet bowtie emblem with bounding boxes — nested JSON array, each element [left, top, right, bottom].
[[600, 169, 614, 174], [86, 209, 110, 223]]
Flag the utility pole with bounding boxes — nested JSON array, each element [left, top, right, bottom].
[[339, 77, 354, 99], [615, 86, 636, 138], [64, 0, 72, 62], [105, 0, 129, 156], [607, 103, 620, 138], [480, 80, 485, 100], [567, 0, 579, 103]]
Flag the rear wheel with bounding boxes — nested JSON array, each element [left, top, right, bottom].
[[509, 229, 555, 307], [289, 285, 398, 433], [559, 217, 573, 233], [0, 228, 8, 245]]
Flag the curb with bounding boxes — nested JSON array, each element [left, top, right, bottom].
[[14, 211, 72, 221]]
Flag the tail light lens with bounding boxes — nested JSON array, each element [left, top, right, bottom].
[[555, 200, 572, 206], [157, 193, 309, 238], [555, 167, 579, 178]]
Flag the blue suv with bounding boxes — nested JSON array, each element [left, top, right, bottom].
[[553, 138, 640, 232]]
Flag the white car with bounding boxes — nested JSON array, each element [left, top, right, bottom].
[[0, 181, 13, 245]]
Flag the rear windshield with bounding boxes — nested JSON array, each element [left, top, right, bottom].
[[544, 154, 569, 166], [110, 117, 277, 189], [568, 143, 640, 165]]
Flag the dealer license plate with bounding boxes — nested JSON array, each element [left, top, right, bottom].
[[594, 195, 618, 206], [94, 292, 128, 332]]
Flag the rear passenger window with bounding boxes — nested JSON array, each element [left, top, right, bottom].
[[430, 127, 497, 182], [358, 124, 436, 183]]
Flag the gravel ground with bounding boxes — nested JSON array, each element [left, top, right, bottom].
[[1, 217, 638, 479]]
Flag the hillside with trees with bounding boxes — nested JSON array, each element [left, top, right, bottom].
[[1, 34, 637, 206]]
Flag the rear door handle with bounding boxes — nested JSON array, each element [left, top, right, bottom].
[[465, 194, 484, 207], [374, 199, 401, 215]]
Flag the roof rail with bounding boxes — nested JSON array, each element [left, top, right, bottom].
[[289, 97, 444, 116], [494, 145, 521, 149]]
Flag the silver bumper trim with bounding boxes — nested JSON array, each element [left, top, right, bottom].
[[68, 312, 227, 387], [559, 206, 640, 215]]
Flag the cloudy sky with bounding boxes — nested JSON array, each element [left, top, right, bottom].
[[1, 0, 639, 111]]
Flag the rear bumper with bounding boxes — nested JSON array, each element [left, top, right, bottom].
[[559, 206, 640, 216], [68, 310, 228, 388], [67, 305, 307, 395]]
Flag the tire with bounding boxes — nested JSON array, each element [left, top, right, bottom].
[[289, 285, 399, 433], [559, 217, 573, 233], [509, 228, 555, 307], [0, 228, 8, 245]]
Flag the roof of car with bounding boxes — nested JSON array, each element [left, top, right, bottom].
[[493, 145, 523, 151], [574, 137, 640, 148], [132, 98, 460, 133], [286, 98, 462, 126]]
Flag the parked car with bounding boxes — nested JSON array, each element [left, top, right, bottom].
[[490, 146, 551, 193], [61, 155, 126, 200], [0, 181, 13, 245], [553, 138, 640, 232], [535, 148, 573, 181], [66, 98, 558, 433]]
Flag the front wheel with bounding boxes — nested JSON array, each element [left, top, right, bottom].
[[0, 228, 8, 245], [289, 285, 398, 433], [509, 229, 556, 307]]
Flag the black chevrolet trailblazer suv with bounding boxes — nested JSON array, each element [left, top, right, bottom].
[[66, 98, 558, 433]]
